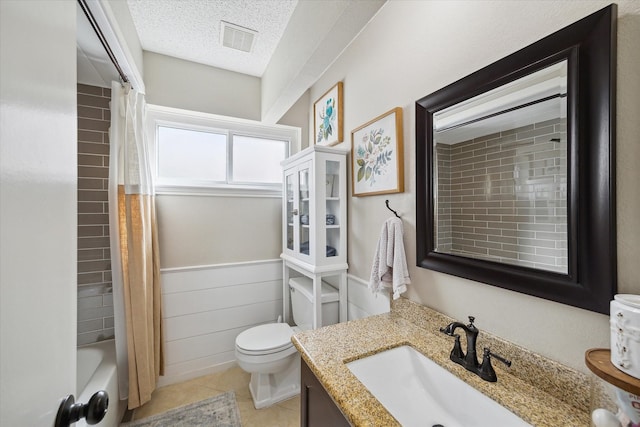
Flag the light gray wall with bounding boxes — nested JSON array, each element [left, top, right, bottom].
[[309, 0, 640, 372], [144, 52, 282, 269], [144, 52, 261, 121], [157, 195, 281, 268], [278, 88, 310, 152]]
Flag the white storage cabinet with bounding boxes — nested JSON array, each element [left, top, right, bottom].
[[281, 146, 348, 328]]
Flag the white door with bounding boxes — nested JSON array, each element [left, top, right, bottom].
[[0, 1, 78, 425]]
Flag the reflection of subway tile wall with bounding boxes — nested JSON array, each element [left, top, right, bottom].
[[77, 84, 114, 345], [435, 118, 567, 272], [436, 144, 453, 251]]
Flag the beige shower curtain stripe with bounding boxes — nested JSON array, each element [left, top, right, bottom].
[[118, 188, 164, 409]]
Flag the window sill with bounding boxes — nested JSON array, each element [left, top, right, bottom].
[[155, 184, 282, 198]]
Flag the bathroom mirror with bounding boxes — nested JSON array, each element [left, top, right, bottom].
[[415, 5, 617, 314]]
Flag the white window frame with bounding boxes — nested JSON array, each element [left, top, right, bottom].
[[147, 104, 300, 197]]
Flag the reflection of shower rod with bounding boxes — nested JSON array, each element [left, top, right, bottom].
[[436, 93, 567, 133]]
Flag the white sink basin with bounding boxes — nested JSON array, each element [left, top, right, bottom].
[[346, 345, 532, 427]]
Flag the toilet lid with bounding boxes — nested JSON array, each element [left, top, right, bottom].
[[236, 323, 294, 353]]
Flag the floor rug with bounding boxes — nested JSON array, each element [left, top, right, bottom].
[[121, 391, 242, 427]]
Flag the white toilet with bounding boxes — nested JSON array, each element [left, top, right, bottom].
[[235, 276, 340, 409]]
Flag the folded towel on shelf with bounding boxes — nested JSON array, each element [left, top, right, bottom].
[[369, 217, 410, 299], [300, 241, 337, 257]]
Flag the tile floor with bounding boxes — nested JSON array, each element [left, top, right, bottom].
[[131, 366, 300, 426]]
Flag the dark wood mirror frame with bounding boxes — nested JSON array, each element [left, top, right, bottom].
[[415, 4, 617, 314]]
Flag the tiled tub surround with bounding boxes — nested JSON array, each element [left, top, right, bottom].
[[292, 298, 590, 426], [78, 283, 114, 345], [77, 84, 114, 345], [435, 118, 567, 273]]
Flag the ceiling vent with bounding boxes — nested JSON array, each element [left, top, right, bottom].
[[220, 21, 257, 53]]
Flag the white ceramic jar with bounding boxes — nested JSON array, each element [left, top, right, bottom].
[[610, 294, 640, 380]]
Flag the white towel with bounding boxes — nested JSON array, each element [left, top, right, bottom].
[[369, 217, 410, 299]]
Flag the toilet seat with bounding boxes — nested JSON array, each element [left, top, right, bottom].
[[236, 323, 294, 355]]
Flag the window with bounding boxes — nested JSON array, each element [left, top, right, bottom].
[[158, 126, 227, 182], [148, 105, 299, 196], [232, 135, 287, 184]]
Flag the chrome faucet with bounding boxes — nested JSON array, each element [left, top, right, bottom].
[[440, 316, 511, 382]]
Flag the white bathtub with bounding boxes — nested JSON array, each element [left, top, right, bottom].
[[77, 340, 125, 427]]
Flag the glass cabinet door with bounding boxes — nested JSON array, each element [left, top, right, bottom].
[[298, 166, 310, 257], [282, 150, 346, 266], [325, 160, 340, 258], [285, 172, 294, 251]]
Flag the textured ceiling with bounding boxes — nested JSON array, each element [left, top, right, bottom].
[[126, 0, 298, 77]]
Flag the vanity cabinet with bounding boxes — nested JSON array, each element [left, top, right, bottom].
[[301, 358, 350, 427], [281, 146, 348, 328]]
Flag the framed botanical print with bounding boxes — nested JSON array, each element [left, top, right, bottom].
[[351, 107, 404, 196], [314, 82, 343, 146]]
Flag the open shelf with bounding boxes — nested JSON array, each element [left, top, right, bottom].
[[585, 348, 640, 395]]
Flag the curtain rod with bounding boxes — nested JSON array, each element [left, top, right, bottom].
[[77, 0, 131, 88], [435, 93, 567, 133]]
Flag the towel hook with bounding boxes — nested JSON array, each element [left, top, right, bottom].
[[385, 200, 400, 218]]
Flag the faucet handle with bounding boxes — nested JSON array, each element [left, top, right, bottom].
[[468, 316, 475, 325], [450, 334, 465, 360], [479, 348, 512, 382], [486, 349, 511, 367]]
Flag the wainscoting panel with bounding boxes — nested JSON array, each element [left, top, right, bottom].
[[165, 326, 246, 363], [162, 260, 282, 294], [159, 260, 283, 386], [347, 274, 390, 320], [164, 280, 282, 318], [162, 350, 237, 382], [159, 261, 391, 387], [164, 300, 282, 341]]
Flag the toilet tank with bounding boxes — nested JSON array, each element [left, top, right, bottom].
[[289, 277, 339, 330]]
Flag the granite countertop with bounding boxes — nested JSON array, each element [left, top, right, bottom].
[[291, 299, 590, 427]]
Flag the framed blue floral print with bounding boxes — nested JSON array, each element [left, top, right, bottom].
[[314, 82, 343, 146], [351, 107, 404, 197]]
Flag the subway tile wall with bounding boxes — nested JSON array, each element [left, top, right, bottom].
[[435, 118, 567, 273], [77, 84, 114, 346]]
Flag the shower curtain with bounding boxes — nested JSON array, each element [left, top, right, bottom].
[[108, 81, 164, 409]]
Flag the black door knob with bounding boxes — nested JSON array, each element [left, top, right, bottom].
[[55, 390, 109, 427], [85, 390, 109, 424]]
